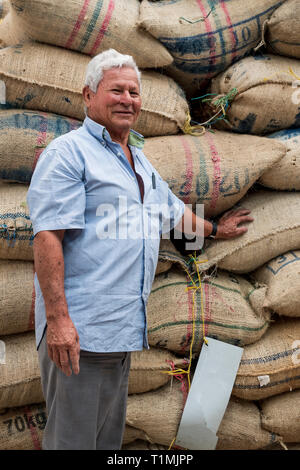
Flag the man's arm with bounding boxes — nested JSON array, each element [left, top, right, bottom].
[[176, 205, 254, 240], [34, 230, 80, 376]]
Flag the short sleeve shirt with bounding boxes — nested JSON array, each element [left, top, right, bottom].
[[27, 116, 185, 352]]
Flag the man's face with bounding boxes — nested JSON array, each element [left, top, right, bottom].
[[83, 66, 142, 135]]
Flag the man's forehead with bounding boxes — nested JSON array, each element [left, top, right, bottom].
[[102, 67, 139, 85]]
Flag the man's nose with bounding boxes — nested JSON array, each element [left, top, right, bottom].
[[119, 90, 132, 105]]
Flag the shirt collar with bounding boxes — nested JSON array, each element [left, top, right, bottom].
[[83, 116, 145, 149]]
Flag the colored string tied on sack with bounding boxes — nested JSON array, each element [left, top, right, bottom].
[[166, 254, 209, 451], [190, 87, 238, 128], [160, 253, 209, 391], [182, 111, 206, 136]]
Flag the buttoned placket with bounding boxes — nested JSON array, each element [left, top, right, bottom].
[[105, 139, 150, 348]]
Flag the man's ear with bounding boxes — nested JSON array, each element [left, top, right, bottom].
[[82, 86, 92, 106]]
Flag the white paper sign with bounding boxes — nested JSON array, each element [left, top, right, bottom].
[[175, 337, 243, 450]]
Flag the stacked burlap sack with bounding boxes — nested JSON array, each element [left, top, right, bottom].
[[1, 0, 299, 451], [124, 0, 300, 451]]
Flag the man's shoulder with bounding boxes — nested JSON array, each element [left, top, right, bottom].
[[45, 125, 86, 153]]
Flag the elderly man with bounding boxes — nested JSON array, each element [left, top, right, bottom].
[[27, 49, 253, 450]]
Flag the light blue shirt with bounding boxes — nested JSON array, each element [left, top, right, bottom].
[[27, 116, 185, 352]]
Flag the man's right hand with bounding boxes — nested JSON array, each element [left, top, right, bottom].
[[215, 208, 254, 240], [46, 317, 80, 377]]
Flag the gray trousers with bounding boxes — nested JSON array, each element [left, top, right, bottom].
[[38, 332, 131, 450]]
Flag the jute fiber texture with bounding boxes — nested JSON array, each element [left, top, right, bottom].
[[144, 131, 286, 217], [0, 43, 188, 137], [266, 0, 300, 59], [8, 0, 173, 68], [125, 381, 278, 450], [0, 260, 35, 335], [0, 331, 44, 409], [128, 348, 188, 395], [252, 250, 300, 317], [147, 267, 270, 355], [195, 190, 300, 274], [233, 318, 300, 400], [261, 389, 300, 443], [0, 183, 33, 261], [0, 110, 82, 183], [0, 402, 46, 450], [139, 0, 284, 96], [259, 129, 300, 191], [207, 54, 300, 135], [122, 425, 148, 446], [155, 259, 173, 276]]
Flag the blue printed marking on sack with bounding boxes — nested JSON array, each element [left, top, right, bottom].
[[159, 3, 282, 54], [265, 252, 300, 275]]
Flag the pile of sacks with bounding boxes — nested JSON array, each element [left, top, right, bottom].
[[0, 0, 299, 450]]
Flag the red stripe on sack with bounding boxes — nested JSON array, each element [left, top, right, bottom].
[[204, 282, 211, 337], [24, 407, 41, 450], [196, 0, 217, 72], [89, 0, 115, 56], [28, 265, 36, 331], [205, 132, 221, 211], [65, 0, 91, 49], [32, 113, 48, 171], [220, 0, 238, 61], [179, 136, 193, 205]]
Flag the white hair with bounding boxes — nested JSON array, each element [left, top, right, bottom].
[[84, 49, 142, 93]]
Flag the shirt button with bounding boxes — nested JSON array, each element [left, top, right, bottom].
[[117, 152, 121, 157]]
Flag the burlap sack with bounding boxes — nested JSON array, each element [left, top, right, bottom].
[[125, 380, 278, 450], [129, 348, 188, 395], [0, 110, 82, 183], [144, 131, 286, 217], [266, 0, 300, 59], [195, 190, 300, 274], [8, 0, 172, 69], [259, 129, 300, 191], [155, 259, 172, 275], [206, 54, 300, 135], [139, 0, 284, 96], [122, 440, 168, 450], [0, 402, 46, 450], [147, 267, 270, 355], [252, 251, 300, 317], [261, 389, 300, 443], [233, 318, 300, 400], [0, 183, 33, 261], [0, 260, 35, 335], [122, 425, 148, 446], [0, 331, 44, 409], [0, 43, 188, 137]]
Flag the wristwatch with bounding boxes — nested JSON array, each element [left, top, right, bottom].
[[207, 220, 218, 239]]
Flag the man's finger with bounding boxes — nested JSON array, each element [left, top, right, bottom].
[[52, 347, 62, 372], [59, 349, 72, 377], [69, 346, 80, 375], [236, 216, 254, 225], [234, 226, 248, 236]]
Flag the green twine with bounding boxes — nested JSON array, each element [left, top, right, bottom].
[[190, 88, 238, 128]]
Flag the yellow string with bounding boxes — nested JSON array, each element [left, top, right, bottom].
[[166, 254, 208, 450], [263, 67, 300, 82], [183, 111, 206, 136]]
